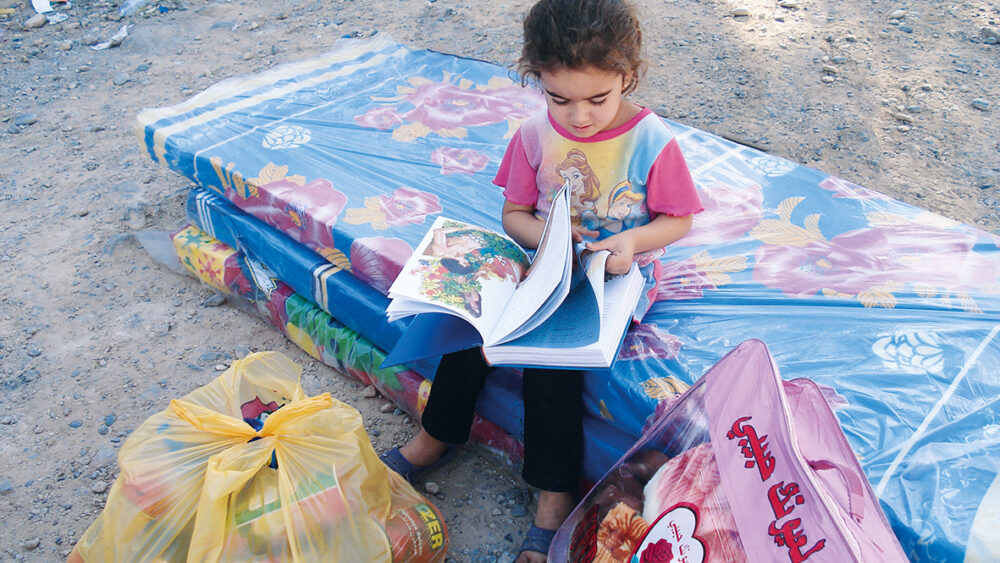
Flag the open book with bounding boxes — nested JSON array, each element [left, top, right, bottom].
[[382, 185, 644, 369]]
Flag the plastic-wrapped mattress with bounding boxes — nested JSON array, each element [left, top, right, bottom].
[[139, 35, 1000, 561]]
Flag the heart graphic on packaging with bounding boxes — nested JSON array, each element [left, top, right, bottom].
[[632, 503, 706, 563]]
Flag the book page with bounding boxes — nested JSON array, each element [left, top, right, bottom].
[[483, 262, 643, 369], [577, 243, 610, 318], [491, 264, 601, 349], [387, 216, 529, 339], [486, 185, 573, 345]]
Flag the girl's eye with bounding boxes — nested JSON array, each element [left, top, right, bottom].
[[550, 98, 568, 105], [590, 98, 607, 106]]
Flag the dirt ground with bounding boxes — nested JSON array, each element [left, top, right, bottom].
[[0, 0, 997, 561]]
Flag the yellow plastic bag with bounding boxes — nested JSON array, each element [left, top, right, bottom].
[[69, 352, 447, 562]]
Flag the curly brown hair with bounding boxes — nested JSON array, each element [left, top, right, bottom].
[[518, 0, 646, 94]]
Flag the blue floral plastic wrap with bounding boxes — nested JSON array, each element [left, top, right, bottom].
[[139, 35, 1000, 560]]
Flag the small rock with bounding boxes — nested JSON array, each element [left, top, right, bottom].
[[93, 447, 116, 466], [22, 538, 40, 550], [202, 292, 227, 307], [732, 7, 750, 17], [821, 64, 837, 74], [897, 125, 911, 132], [893, 112, 914, 123], [13, 113, 38, 127], [0, 479, 13, 494], [69, 420, 83, 428], [362, 385, 378, 398], [971, 99, 990, 112], [25, 14, 46, 29], [0, 415, 14, 425], [113, 73, 131, 86], [888, 9, 906, 20], [104, 414, 116, 426], [57, 40, 73, 51], [91, 480, 109, 494], [492, 507, 503, 516], [380, 403, 395, 413], [424, 482, 441, 495], [97, 426, 108, 435], [214, 364, 228, 371], [778, 0, 799, 8], [821, 75, 835, 83], [980, 27, 1000, 41]]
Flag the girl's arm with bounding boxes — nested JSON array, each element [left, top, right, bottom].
[[502, 200, 601, 250], [586, 213, 694, 274], [501, 200, 546, 249]]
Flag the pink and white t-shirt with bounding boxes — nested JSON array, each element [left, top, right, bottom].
[[494, 107, 702, 239]]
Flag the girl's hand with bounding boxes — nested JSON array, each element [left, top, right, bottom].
[[586, 235, 636, 275], [572, 225, 599, 243]]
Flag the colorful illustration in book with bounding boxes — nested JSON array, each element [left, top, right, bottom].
[[414, 221, 527, 317]]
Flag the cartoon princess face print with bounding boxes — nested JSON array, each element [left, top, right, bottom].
[[555, 148, 600, 210], [560, 166, 587, 196], [608, 193, 641, 220], [599, 182, 645, 235], [608, 183, 644, 220]]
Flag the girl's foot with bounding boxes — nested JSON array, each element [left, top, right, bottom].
[[516, 490, 575, 562], [380, 429, 455, 483], [398, 429, 449, 466]]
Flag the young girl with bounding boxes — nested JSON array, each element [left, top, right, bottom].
[[381, 0, 702, 560]]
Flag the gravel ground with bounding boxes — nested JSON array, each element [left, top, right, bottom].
[[0, 0, 997, 561]]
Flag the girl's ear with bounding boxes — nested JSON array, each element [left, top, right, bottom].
[[622, 72, 636, 94]]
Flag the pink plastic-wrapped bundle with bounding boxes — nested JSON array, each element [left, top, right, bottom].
[[551, 339, 907, 562]]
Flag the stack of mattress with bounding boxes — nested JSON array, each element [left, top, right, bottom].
[[138, 35, 1000, 561]]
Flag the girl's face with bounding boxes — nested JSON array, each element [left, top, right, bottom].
[[539, 66, 635, 138]]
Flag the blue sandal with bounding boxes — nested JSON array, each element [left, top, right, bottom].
[[379, 445, 456, 484], [519, 525, 556, 558]]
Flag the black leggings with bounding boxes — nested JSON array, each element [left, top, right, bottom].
[[419, 347, 584, 493]]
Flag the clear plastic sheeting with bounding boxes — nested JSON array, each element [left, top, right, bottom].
[[138, 36, 1000, 560]]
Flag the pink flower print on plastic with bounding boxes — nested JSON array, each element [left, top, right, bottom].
[[819, 176, 892, 200], [431, 147, 490, 175], [344, 186, 443, 231], [350, 236, 413, 295], [678, 183, 763, 248], [379, 187, 443, 227], [354, 106, 404, 130], [242, 178, 348, 251], [755, 220, 999, 309], [753, 229, 895, 299], [620, 324, 683, 361], [657, 260, 718, 301], [875, 225, 998, 292], [401, 79, 539, 132]]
